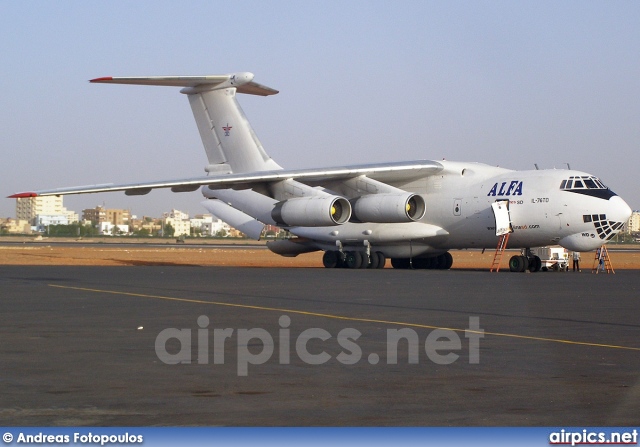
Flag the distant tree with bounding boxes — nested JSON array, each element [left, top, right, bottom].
[[46, 224, 78, 237], [79, 223, 98, 237], [133, 228, 151, 237], [164, 223, 175, 237]]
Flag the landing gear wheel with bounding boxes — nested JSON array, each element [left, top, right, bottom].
[[358, 251, 369, 269], [391, 258, 410, 269], [529, 255, 542, 272], [375, 252, 386, 269], [368, 252, 379, 269], [434, 254, 449, 269], [345, 251, 363, 269], [509, 255, 529, 272], [441, 252, 453, 270], [336, 252, 346, 268], [426, 257, 436, 269], [322, 251, 339, 268], [412, 258, 428, 269]]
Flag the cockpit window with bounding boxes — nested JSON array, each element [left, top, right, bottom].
[[560, 175, 608, 191], [584, 179, 597, 189]]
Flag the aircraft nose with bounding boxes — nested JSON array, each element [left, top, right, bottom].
[[610, 195, 632, 224]]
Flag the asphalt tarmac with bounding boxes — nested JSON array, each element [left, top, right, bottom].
[[1, 266, 639, 426]]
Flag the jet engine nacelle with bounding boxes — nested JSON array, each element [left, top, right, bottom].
[[271, 196, 351, 227], [353, 193, 426, 223]]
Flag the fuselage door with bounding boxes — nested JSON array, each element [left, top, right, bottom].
[[491, 200, 513, 236]]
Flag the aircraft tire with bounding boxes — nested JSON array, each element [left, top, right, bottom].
[[322, 251, 339, 268], [376, 252, 386, 269], [442, 252, 453, 269], [508, 255, 520, 272], [368, 252, 379, 269], [529, 255, 542, 272], [430, 254, 443, 269], [509, 255, 529, 272], [345, 251, 363, 269], [391, 258, 410, 269], [336, 252, 346, 268], [412, 258, 429, 269], [358, 251, 369, 269]]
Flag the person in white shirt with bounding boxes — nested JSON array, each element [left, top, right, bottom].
[[572, 251, 581, 272]]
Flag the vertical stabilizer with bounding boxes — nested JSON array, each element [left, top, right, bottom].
[[186, 88, 281, 173]]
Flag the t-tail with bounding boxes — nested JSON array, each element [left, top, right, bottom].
[[90, 72, 282, 174]]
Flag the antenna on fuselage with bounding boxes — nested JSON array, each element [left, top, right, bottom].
[[565, 163, 571, 170], [534, 164, 539, 170]]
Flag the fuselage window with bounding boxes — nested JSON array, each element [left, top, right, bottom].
[[574, 180, 584, 188], [560, 180, 567, 189], [584, 179, 597, 189], [566, 180, 573, 189], [583, 215, 592, 223]]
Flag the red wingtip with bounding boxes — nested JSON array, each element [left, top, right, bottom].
[[90, 77, 113, 83], [8, 192, 38, 198]]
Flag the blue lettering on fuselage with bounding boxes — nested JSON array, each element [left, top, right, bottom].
[[488, 181, 523, 196]]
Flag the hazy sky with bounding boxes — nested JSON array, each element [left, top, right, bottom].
[[2, 1, 639, 218]]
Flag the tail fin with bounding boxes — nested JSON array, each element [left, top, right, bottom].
[[91, 72, 282, 174]]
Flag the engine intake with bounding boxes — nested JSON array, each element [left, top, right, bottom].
[[271, 196, 351, 227], [353, 193, 426, 223]]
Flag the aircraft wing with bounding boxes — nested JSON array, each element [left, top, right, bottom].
[[9, 160, 443, 198]]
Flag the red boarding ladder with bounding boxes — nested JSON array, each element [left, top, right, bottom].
[[490, 233, 510, 272]]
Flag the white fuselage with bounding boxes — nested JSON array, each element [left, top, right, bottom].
[[284, 161, 631, 258]]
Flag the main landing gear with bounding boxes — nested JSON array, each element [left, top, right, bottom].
[[508, 251, 542, 273], [322, 250, 386, 269], [322, 250, 454, 270]]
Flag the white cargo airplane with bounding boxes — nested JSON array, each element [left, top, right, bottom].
[[10, 72, 632, 271]]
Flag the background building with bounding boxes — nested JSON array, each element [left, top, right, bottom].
[[162, 209, 191, 237], [98, 222, 129, 236], [35, 214, 70, 231], [15, 196, 78, 226], [82, 206, 130, 226], [627, 211, 640, 234], [0, 218, 32, 234]]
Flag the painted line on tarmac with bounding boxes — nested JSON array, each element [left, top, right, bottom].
[[49, 284, 640, 352]]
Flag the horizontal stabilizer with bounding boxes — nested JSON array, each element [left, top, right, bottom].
[[90, 72, 279, 96]]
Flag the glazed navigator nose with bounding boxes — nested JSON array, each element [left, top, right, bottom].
[[609, 196, 632, 226]]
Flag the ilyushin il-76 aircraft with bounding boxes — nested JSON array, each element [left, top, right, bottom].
[[10, 72, 632, 272]]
